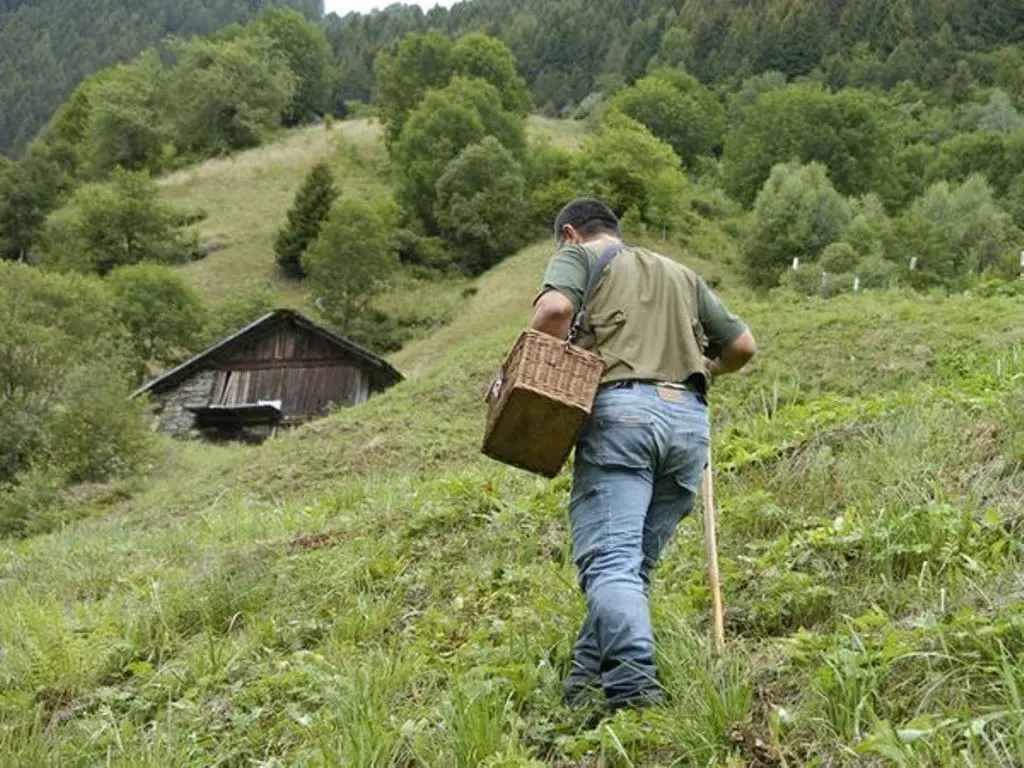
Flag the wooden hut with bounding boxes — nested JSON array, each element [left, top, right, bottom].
[[132, 309, 403, 442]]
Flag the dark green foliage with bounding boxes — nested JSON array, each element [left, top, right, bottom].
[[0, 146, 65, 261], [107, 263, 207, 380], [450, 33, 532, 117], [570, 112, 689, 230], [928, 129, 1024, 198], [326, 0, 1021, 121], [523, 139, 575, 226], [819, 242, 860, 274], [79, 51, 169, 177], [374, 31, 529, 153], [0, 0, 321, 156], [44, 168, 195, 275], [374, 30, 455, 149], [250, 7, 333, 125], [274, 161, 338, 278], [396, 76, 525, 234], [390, 229, 451, 271], [302, 198, 398, 334], [723, 86, 895, 207], [0, 262, 150, 536], [435, 137, 530, 275], [609, 69, 725, 171], [165, 34, 296, 157], [889, 175, 1022, 289]]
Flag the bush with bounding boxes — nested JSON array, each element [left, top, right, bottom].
[[723, 86, 894, 207], [523, 139, 575, 227], [609, 69, 725, 170], [44, 168, 196, 274], [396, 76, 525, 234], [249, 7, 332, 125], [820, 243, 860, 274], [891, 174, 1022, 289], [166, 33, 296, 156], [390, 229, 453, 271], [744, 162, 851, 288], [107, 263, 207, 380], [856, 254, 899, 290], [571, 112, 690, 231], [0, 263, 151, 536]]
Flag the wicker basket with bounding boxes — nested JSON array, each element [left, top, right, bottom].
[[483, 329, 605, 478]]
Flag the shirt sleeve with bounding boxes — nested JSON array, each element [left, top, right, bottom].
[[535, 245, 590, 313], [697, 278, 747, 359]]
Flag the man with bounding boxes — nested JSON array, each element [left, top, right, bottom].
[[531, 198, 756, 712]]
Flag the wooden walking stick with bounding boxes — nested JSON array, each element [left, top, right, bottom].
[[702, 446, 725, 658]]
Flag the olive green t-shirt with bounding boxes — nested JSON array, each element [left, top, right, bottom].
[[536, 241, 747, 362]]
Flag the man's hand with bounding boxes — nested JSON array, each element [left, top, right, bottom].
[[707, 329, 757, 380], [531, 290, 575, 339]]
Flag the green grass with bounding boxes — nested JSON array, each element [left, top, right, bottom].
[[5, 119, 1024, 765], [2, 227, 1022, 764]]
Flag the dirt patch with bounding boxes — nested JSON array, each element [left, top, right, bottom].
[[728, 722, 783, 767], [287, 530, 349, 553]]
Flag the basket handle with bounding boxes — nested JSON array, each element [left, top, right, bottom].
[[568, 242, 625, 344]]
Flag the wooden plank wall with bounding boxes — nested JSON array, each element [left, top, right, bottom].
[[222, 327, 341, 363], [210, 325, 373, 418]]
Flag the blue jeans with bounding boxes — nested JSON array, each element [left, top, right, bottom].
[[565, 384, 709, 709]]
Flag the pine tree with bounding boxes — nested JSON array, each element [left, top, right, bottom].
[[274, 161, 338, 279]]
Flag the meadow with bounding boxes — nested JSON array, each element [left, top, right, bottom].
[[1, 218, 1021, 764]]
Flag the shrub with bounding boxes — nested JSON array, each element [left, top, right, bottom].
[[107, 263, 207, 380], [743, 162, 851, 288], [609, 69, 725, 170], [0, 263, 151, 536], [571, 112, 690, 231], [44, 168, 195, 274], [820, 243, 860, 274]]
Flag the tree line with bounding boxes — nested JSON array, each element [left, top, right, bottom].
[[0, 0, 323, 157], [325, 0, 1024, 116], [0, 6, 332, 262]]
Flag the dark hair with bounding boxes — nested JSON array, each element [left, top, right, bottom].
[[553, 198, 620, 244]]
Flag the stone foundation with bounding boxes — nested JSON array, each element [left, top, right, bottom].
[[151, 370, 216, 437]]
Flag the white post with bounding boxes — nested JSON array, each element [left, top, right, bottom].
[[909, 256, 918, 271], [853, 276, 861, 293], [1019, 250, 1024, 279], [792, 257, 800, 271], [821, 271, 830, 298]]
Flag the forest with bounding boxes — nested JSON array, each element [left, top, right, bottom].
[[0, 0, 323, 156]]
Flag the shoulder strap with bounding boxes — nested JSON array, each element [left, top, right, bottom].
[[568, 242, 625, 342]]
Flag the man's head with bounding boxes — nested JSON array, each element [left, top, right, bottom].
[[553, 198, 620, 247]]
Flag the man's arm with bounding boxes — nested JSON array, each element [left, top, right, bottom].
[[531, 245, 588, 339], [697, 278, 756, 380], [707, 329, 756, 378], [531, 290, 575, 339]]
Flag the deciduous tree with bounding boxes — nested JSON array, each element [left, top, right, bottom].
[[435, 137, 529, 275], [302, 199, 398, 334]]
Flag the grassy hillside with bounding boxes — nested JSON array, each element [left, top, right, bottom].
[[1, 211, 1022, 763], [161, 116, 585, 315]]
